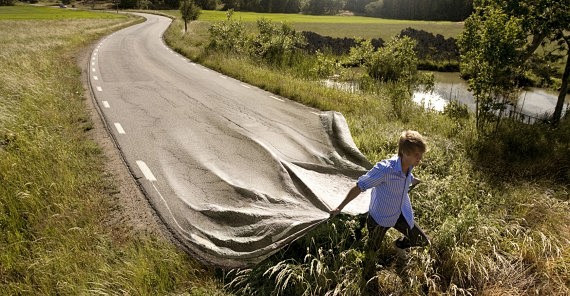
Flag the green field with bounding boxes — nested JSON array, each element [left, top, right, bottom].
[[162, 9, 464, 39], [0, 5, 123, 19]]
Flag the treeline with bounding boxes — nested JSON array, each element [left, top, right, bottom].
[[118, 0, 472, 20], [217, 0, 472, 20], [0, 0, 15, 6], [365, 0, 472, 21], [220, 0, 302, 13]]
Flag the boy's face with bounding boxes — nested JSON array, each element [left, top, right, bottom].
[[403, 149, 424, 167]]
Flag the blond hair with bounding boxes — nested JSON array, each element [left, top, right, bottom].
[[398, 130, 426, 157]]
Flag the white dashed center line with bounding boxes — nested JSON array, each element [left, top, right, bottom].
[[93, 76, 98, 81], [270, 95, 284, 102], [96, 86, 102, 92], [114, 123, 125, 134], [136, 160, 157, 181], [102, 101, 110, 108], [241, 84, 251, 89]]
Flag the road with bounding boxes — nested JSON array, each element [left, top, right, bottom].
[[89, 13, 371, 267]]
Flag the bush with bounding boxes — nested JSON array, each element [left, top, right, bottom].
[[471, 119, 570, 182], [443, 100, 470, 120], [249, 18, 306, 67], [365, 36, 418, 85], [207, 10, 248, 54]]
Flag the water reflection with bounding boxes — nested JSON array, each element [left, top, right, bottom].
[[412, 91, 448, 112], [323, 72, 569, 119], [414, 72, 569, 118]]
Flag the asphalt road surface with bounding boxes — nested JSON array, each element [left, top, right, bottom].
[[89, 13, 371, 267]]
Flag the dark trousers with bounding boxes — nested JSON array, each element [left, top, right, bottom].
[[362, 213, 430, 282]]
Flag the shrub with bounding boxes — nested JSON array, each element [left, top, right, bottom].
[[249, 18, 306, 67], [207, 10, 248, 54], [443, 100, 470, 120], [365, 36, 418, 85]]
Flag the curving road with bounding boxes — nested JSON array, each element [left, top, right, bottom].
[[89, 13, 371, 267]]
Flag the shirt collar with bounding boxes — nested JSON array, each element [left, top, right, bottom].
[[393, 155, 412, 176]]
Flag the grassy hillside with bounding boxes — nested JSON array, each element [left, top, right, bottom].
[[0, 7, 226, 295], [162, 11, 570, 295]]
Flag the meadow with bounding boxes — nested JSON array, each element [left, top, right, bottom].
[[0, 5, 121, 19], [167, 9, 464, 40], [0, 7, 226, 295], [162, 10, 570, 295]]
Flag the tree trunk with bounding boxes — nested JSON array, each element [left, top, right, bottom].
[[522, 32, 548, 61], [552, 37, 570, 126], [184, 20, 188, 33]]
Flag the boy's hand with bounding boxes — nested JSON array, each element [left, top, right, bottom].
[[329, 207, 341, 218]]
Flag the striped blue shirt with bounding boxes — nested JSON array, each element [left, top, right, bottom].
[[357, 155, 415, 228]]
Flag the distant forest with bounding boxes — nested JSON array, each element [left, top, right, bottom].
[[115, 0, 472, 21], [219, 0, 473, 21]]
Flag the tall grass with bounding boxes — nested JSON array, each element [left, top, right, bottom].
[[162, 14, 570, 295], [0, 9, 225, 295]]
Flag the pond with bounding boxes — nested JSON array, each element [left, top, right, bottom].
[[412, 72, 570, 120], [323, 72, 570, 121]]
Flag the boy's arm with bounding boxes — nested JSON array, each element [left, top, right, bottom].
[[329, 184, 362, 218]]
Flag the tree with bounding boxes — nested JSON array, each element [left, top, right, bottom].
[[474, 0, 570, 125], [344, 0, 374, 13], [180, 0, 201, 33], [458, 6, 525, 131], [249, 18, 306, 66], [0, 0, 16, 4], [119, 0, 137, 9], [302, 0, 346, 15], [195, 0, 216, 9]]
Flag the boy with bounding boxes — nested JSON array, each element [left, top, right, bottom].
[[330, 130, 430, 291]]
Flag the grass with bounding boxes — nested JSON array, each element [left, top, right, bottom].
[[2, 6, 567, 294], [0, 6, 225, 295], [163, 9, 464, 40], [0, 5, 123, 19], [161, 13, 570, 295]]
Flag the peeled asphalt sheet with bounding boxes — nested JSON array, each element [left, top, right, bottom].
[[92, 13, 372, 267]]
